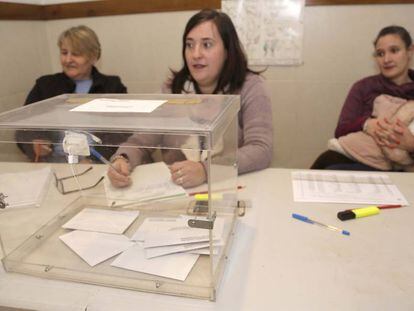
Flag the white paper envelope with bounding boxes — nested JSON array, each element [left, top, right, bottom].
[[70, 98, 166, 113], [145, 241, 211, 259], [111, 244, 199, 281], [131, 217, 189, 242], [59, 230, 135, 266], [62, 208, 139, 234]]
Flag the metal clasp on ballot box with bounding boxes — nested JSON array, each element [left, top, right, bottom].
[[188, 212, 217, 230], [187, 200, 246, 229]]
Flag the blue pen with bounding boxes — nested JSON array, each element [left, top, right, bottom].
[[292, 213, 350, 236], [90, 147, 123, 175]]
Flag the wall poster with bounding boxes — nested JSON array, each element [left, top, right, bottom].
[[222, 0, 305, 66]]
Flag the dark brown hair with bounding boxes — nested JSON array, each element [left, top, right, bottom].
[[374, 25, 412, 48], [170, 9, 261, 94]]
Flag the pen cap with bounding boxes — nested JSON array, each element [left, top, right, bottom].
[[353, 206, 379, 218], [337, 210, 356, 221]]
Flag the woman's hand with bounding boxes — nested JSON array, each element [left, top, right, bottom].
[[107, 157, 131, 188], [169, 160, 206, 188], [378, 118, 414, 152], [33, 139, 52, 159], [364, 118, 386, 143], [365, 117, 398, 147]]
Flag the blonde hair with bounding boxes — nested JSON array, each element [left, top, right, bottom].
[[58, 25, 101, 60]]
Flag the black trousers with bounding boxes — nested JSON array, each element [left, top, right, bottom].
[[310, 150, 382, 171]]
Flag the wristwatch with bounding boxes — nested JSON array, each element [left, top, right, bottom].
[[111, 153, 129, 164]]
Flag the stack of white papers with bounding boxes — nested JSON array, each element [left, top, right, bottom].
[[60, 208, 139, 266], [292, 171, 409, 205], [0, 166, 52, 209], [111, 215, 224, 281], [132, 216, 224, 258], [59, 209, 221, 281], [104, 162, 187, 206]]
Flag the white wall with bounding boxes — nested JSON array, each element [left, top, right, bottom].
[[0, 21, 51, 112], [1, 4, 414, 167]]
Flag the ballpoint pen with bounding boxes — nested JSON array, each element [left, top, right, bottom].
[[90, 147, 124, 175], [292, 213, 350, 236], [188, 185, 245, 196], [337, 204, 402, 221]]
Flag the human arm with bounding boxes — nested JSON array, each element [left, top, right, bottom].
[[377, 119, 414, 153], [361, 117, 388, 145], [237, 74, 273, 174], [112, 132, 162, 169], [335, 80, 374, 138], [169, 160, 206, 188], [107, 155, 132, 188]]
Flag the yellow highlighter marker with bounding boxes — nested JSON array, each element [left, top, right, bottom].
[[337, 205, 402, 221], [194, 193, 223, 201]]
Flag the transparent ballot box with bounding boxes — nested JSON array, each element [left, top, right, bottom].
[[0, 94, 240, 300]]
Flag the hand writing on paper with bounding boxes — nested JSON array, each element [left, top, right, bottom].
[[107, 157, 131, 188], [169, 160, 206, 188]]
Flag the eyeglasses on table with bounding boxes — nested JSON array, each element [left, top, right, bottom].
[[53, 166, 104, 195]]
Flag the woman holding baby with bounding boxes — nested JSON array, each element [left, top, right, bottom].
[[311, 25, 414, 171]]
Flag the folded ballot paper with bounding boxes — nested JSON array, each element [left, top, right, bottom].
[[111, 215, 224, 281], [62, 208, 140, 234], [59, 211, 223, 281], [132, 215, 224, 258], [103, 162, 187, 206], [60, 208, 139, 266], [0, 166, 52, 210], [111, 243, 199, 281], [59, 230, 134, 267]]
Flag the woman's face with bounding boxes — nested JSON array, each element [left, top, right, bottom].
[[60, 39, 95, 80], [185, 20, 227, 94], [374, 34, 413, 85]]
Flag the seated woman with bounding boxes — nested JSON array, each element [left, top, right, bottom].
[[311, 25, 414, 171], [108, 9, 273, 188], [17, 25, 127, 162], [329, 95, 414, 171]]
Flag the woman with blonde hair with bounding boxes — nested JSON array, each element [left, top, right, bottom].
[[18, 25, 127, 162]]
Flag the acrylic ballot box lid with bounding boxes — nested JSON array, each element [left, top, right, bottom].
[[0, 94, 240, 150], [0, 94, 240, 301]]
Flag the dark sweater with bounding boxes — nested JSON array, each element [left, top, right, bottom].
[[25, 66, 126, 105], [335, 69, 414, 138], [17, 67, 128, 162]]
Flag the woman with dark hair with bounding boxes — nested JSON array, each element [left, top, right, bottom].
[[170, 9, 252, 95], [109, 9, 273, 188], [311, 25, 414, 170]]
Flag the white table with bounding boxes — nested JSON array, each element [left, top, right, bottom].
[[0, 168, 413, 311]]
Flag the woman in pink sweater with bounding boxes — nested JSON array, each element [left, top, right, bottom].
[[109, 9, 273, 188]]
